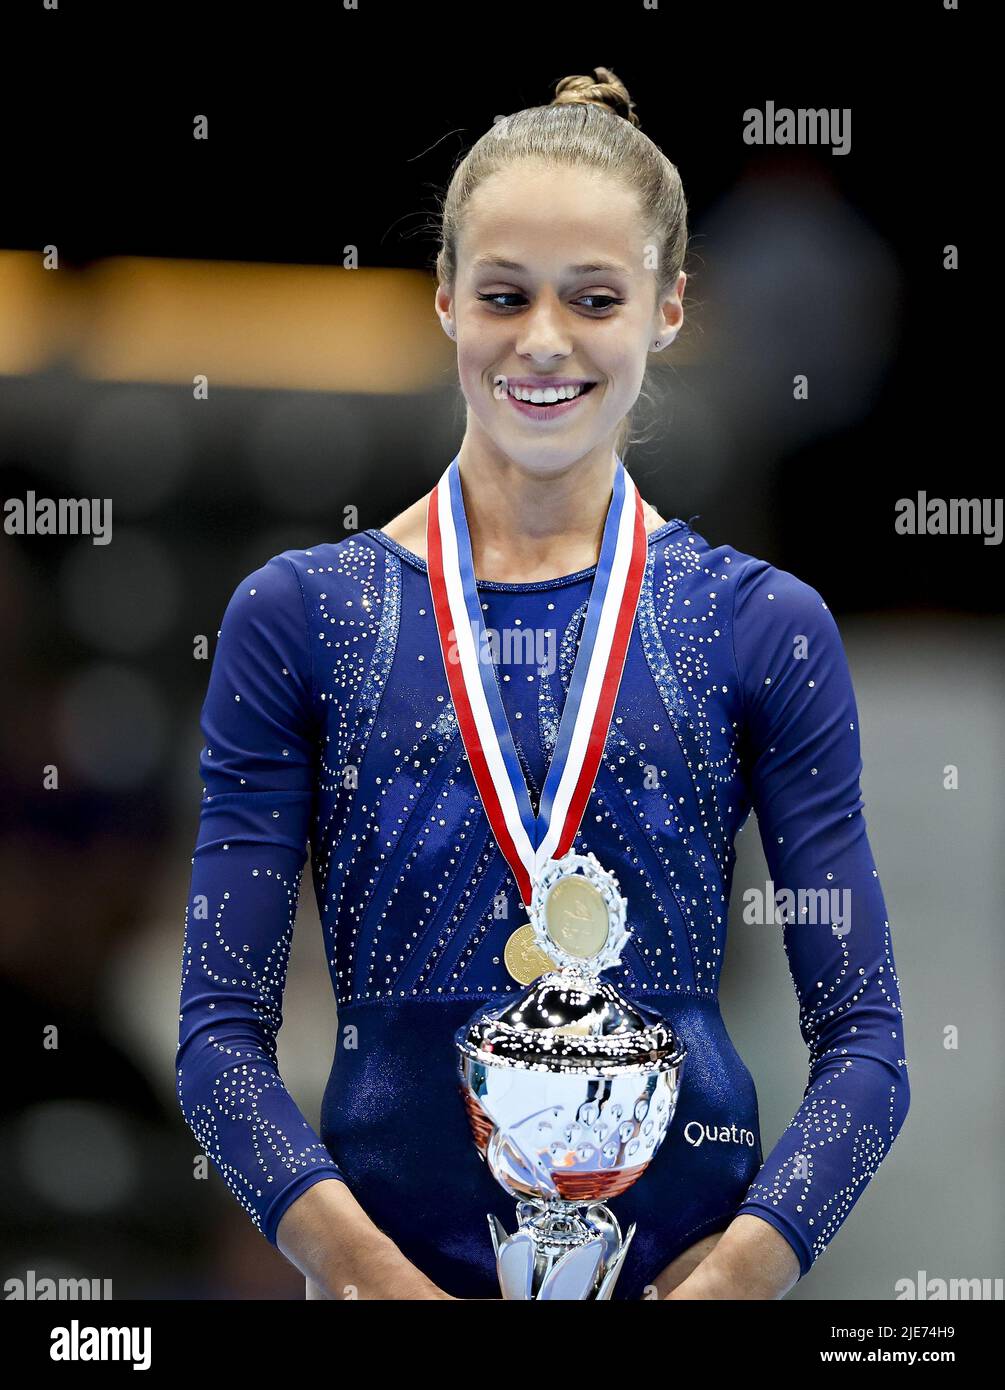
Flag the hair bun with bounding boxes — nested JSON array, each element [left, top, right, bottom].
[[551, 67, 640, 128]]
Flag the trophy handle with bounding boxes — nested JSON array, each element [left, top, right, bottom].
[[595, 1221, 636, 1300], [487, 1213, 508, 1261], [496, 1230, 536, 1300]]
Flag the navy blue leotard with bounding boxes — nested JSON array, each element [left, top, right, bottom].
[[176, 518, 910, 1298]]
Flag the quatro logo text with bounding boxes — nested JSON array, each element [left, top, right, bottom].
[[683, 1120, 756, 1148]]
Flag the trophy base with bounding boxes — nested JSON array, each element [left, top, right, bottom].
[[488, 1199, 636, 1300]]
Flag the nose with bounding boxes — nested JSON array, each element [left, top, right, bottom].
[[514, 292, 573, 362]]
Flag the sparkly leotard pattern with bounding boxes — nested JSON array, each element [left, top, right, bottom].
[[176, 518, 910, 1298]]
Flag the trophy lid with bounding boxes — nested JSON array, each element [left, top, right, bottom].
[[457, 852, 685, 1074], [456, 969, 686, 1074]]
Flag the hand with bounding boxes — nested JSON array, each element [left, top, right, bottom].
[[646, 1230, 726, 1299], [283, 1179, 468, 1300], [661, 1216, 801, 1300], [663, 1264, 735, 1299], [308, 1267, 459, 1300]]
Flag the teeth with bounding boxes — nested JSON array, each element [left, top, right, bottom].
[[509, 383, 588, 404]]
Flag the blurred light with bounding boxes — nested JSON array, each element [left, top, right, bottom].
[[18, 1101, 137, 1213], [0, 251, 81, 374], [69, 387, 193, 514], [56, 665, 168, 788], [0, 252, 453, 392]]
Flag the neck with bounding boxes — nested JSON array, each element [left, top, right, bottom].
[[455, 436, 620, 583]]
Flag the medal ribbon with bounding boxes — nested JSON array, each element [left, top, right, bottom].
[[426, 453, 647, 907]]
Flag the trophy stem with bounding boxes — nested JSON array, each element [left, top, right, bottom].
[[490, 1198, 635, 1300]]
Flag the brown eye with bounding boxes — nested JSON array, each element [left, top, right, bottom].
[[477, 293, 525, 309], [477, 292, 623, 313], [577, 296, 623, 311]]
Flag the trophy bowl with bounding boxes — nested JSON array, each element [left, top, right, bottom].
[[455, 967, 686, 1300]]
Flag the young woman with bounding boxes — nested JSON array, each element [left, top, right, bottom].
[[176, 68, 910, 1300]]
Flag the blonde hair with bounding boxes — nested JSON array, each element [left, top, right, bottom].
[[434, 67, 689, 458]]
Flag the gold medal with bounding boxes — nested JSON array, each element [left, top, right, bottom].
[[543, 875, 611, 960], [503, 923, 557, 985]]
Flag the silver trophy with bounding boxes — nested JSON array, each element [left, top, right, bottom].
[[455, 851, 686, 1300]]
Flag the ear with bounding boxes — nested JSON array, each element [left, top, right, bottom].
[[435, 282, 456, 340], [653, 270, 686, 350]]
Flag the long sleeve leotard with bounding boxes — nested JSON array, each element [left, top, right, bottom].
[[175, 517, 910, 1297]]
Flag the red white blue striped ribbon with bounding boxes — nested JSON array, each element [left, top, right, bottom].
[[426, 454, 647, 907]]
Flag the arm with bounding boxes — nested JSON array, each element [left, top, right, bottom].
[[661, 1217, 799, 1299], [666, 560, 911, 1298], [175, 553, 450, 1298], [276, 1178, 453, 1299]]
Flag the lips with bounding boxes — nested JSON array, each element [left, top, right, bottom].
[[502, 380, 598, 422]]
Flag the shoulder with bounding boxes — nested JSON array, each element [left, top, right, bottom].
[[210, 535, 394, 709], [694, 541, 852, 728], [274, 532, 389, 586], [255, 533, 395, 614], [666, 526, 834, 633], [216, 533, 392, 650], [657, 528, 845, 716]]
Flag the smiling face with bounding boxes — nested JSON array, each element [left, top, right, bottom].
[[436, 160, 685, 477]]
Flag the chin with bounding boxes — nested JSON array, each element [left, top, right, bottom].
[[496, 437, 604, 476]]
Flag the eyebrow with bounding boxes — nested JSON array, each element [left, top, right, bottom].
[[471, 256, 633, 277]]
